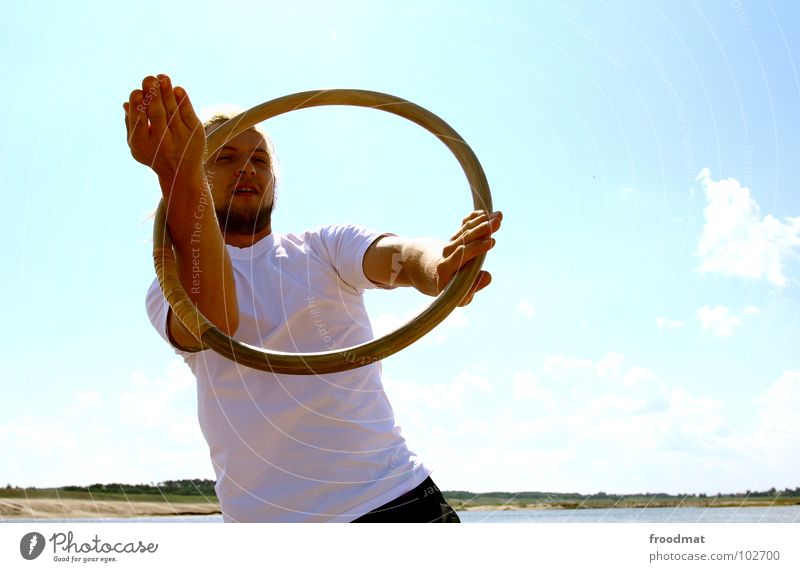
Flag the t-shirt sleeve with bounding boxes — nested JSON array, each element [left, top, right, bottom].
[[312, 224, 393, 292], [145, 278, 198, 356]]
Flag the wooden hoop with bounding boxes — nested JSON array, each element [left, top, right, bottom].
[[153, 89, 493, 374]]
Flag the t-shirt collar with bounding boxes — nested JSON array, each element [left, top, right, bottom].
[[226, 232, 276, 260]]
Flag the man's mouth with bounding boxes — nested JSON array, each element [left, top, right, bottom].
[[233, 186, 259, 196]]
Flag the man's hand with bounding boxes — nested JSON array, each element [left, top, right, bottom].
[[437, 210, 502, 306], [123, 74, 205, 182], [363, 210, 502, 306]]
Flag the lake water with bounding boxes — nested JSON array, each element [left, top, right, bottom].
[[5, 505, 799, 523], [459, 505, 800, 523]]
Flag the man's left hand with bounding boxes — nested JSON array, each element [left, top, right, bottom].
[[437, 210, 502, 306]]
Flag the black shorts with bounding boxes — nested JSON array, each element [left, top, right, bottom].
[[351, 477, 461, 523]]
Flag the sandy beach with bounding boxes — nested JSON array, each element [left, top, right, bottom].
[[0, 498, 221, 519], [0, 499, 530, 519], [454, 504, 534, 511]]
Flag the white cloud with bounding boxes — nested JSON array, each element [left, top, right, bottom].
[[384, 353, 799, 493], [371, 305, 468, 345], [370, 312, 404, 337], [122, 361, 194, 436], [697, 305, 742, 337], [756, 371, 800, 442], [512, 371, 555, 411], [0, 360, 210, 487], [541, 355, 594, 379], [656, 316, 686, 330], [531, 354, 672, 417], [486, 354, 725, 461], [64, 391, 103, 415], [0, 415, 77, 455], [518, 299, 535, 318], [595, 351, 626, 380], [621, 366, 670, 413], [723, 370, 800, 489], [743, 305, 761, 315], [425, 308, 469, 345], [445, 308, 470, 328], [695, 168, 800, 287], [382, 368, 492, 413]]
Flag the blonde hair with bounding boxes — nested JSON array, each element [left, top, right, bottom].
[[202, 110, 280, 186]]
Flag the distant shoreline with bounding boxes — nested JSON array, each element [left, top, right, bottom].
[[451, 499, 798, 511], [2, 490, 797, 519]]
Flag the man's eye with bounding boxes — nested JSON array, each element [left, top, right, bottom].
[[215, 156, 231, 162], [255, 158, 269, 164]]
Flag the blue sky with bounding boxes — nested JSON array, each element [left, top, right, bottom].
[[1, 0, 798, 495]]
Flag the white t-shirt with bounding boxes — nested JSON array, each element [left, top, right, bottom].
[[146, 224, 430, 522]]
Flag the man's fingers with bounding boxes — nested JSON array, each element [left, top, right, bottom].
[[141, 75, 167, 131], [175, 86, 202, 130], [157, 74, 179, 126], [453, 210, 489, 240], [126, 90, 148, 147], [463, 271, 492, 298], [441, 238, 495, 276], [443, 219, 499, 258], [458, 271, 492, 306], [451, 210, 502, 242], [463, 217, 501, 244], [122, 102, 130, 140], [460, 209, 489, 226]]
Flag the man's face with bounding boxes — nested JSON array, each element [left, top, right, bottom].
[[204, 128, 275, 236]]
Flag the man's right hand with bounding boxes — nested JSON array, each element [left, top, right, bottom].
[[126, 75, 240, 343], [123, 74, 206, 182]]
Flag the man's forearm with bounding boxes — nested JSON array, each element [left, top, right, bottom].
[[364, 210, 500, 306], [396, 239, 444, 296], [160, 168, 239, 335]]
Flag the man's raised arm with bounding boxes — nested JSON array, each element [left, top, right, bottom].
[[125, 74, 238, 350]]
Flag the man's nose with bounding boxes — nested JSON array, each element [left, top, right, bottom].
[[238, 159, 256, 175]]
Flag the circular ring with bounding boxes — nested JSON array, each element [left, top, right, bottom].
[[153, 89, 493, 374]]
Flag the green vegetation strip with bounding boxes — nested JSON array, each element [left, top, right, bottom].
[[2, 482, 798, 509]]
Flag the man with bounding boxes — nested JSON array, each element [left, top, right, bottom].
[[124, 74, 502, 522]]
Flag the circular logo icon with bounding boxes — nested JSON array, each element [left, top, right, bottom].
[[20, 532, 46, 560]]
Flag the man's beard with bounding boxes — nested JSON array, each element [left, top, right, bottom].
[[216, 201, 273, 236]]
